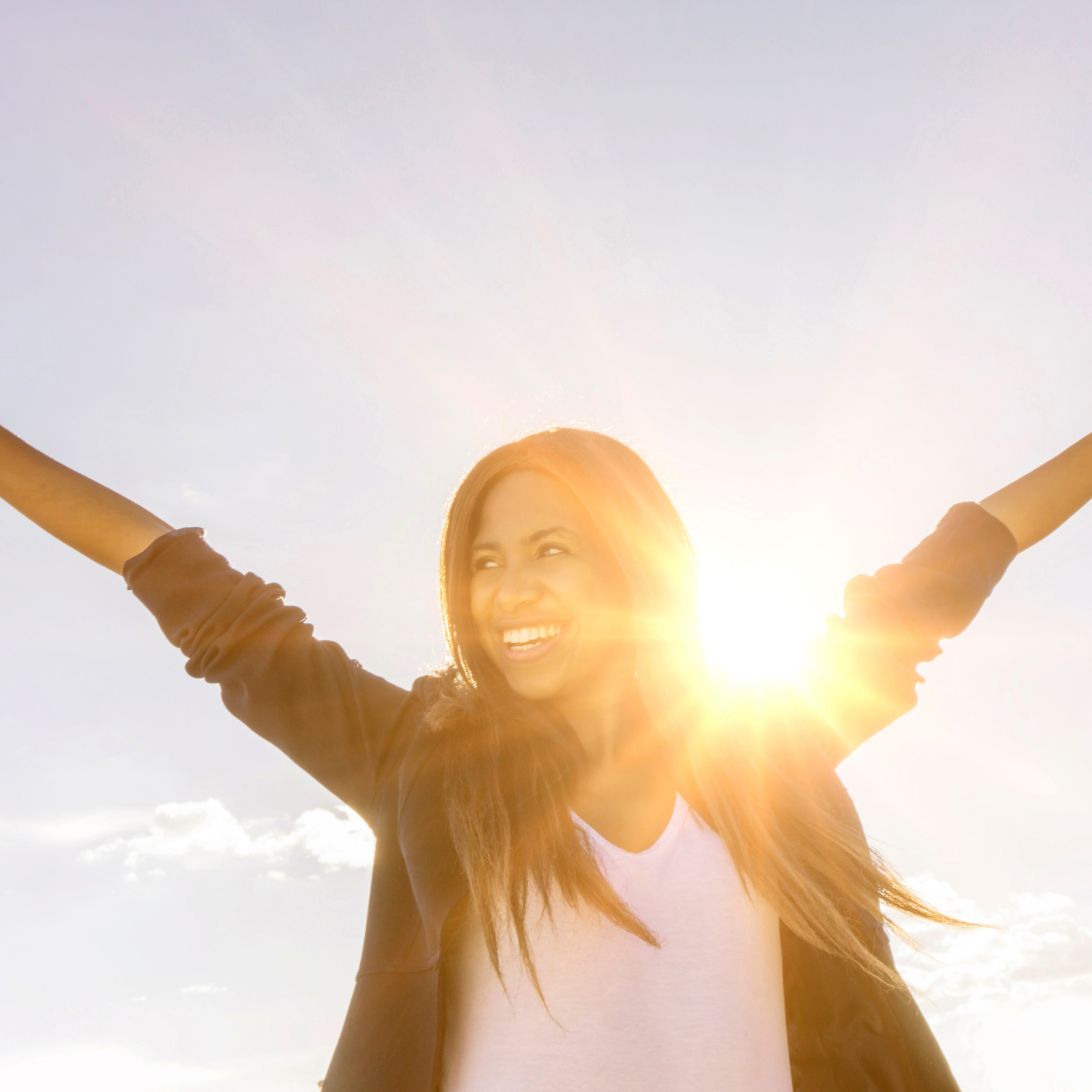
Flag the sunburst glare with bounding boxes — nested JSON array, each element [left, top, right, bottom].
[[696, 552, 821, 693]]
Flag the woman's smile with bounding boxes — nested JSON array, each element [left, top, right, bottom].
[[498, 621, 572, 661]]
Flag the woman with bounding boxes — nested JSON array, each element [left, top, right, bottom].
[[2, 423, 1089, 1090]]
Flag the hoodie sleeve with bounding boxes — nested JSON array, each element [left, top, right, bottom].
[[799, 501, 1020, 766], [122, 527, 421, 825]]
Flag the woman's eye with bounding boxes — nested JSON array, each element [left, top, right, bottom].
[[472, 544, 566, 572]]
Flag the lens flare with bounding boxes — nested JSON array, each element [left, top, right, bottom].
[[696, 562, 817, 691]]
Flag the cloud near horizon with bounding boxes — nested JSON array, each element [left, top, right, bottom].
[[9, 799, 379, 879], [891, 873, 1092, 1022]]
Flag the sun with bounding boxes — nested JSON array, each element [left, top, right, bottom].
[[696, 552, 823, 695]]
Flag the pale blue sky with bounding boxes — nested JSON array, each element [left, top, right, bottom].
[[2, 2, 1090, 1089]]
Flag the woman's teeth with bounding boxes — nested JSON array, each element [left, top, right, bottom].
[[502, 623, 563, 649]]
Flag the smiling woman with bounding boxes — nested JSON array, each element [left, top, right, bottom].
[[1, 421, 1087, 1092], [417, 426, 1031, 1091]]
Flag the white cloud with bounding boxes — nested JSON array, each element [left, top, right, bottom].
[[890, 874, 1092, 1021], [889, 875, 1092, 1092], [289, 805, 377, 869], [180, 983, 230, 995], [77, 799, 374, 878]]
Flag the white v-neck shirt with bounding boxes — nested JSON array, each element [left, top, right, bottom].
[[440, 794, 794, 1092]]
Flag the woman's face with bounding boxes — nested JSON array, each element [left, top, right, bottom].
[[468, 469, 633, 707]]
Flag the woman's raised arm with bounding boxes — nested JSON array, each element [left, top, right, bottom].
[[795, 431, 1091, 767], [796, 501, 1020, 767], [0, 424, 174, 572], [1, 423, 425, 828], [977, 431, 1092, 553]]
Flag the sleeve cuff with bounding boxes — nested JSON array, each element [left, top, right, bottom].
[[907, 501, 1020, 595], [122, 526, 207, 592]]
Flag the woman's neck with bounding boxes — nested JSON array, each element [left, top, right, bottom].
[[548, 677, 680, 810], [550, 675, 646, 764]]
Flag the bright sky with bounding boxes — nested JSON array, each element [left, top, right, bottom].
[[2, 3, 1091, 1089]]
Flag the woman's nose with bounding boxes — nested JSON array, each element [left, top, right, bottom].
[[495, 564, 541, 612]]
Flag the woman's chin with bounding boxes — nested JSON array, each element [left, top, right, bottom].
[[505, 672, 565, 703]]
